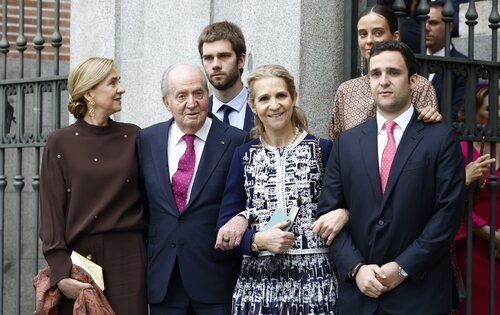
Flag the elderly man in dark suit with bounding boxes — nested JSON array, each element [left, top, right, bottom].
[[315, 40, 464, 315], [137, 63, 247, 314]]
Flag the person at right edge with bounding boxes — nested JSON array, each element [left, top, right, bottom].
[[316, 40, 464, 315]]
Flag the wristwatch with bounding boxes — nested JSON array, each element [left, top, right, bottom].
[[251, 233, 260, 253], [348, 262, 365, 280], [398, 266, 408, 279]]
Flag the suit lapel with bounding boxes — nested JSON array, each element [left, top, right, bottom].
[[360, 119, 383, 205], [243, 103, 254, 132], [151, 120, 178, 215], [380, 112, 424, 208], [184, 118, 231, 211], [208, 95, 214, 113]]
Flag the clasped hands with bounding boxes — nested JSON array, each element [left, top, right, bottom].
[[355, 262, 405, 298]]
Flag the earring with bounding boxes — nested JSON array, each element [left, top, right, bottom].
[[88, 99, 96, 117]]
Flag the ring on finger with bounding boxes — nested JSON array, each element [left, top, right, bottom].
[[222, 238, 230, 243]]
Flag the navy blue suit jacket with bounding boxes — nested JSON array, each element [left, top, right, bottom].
[[208, 95, 254, 131], [137, 114, 247, 304], [431, 46, 466, 121], [317, 110, 464, 315]]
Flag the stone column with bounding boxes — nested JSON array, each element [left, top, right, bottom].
[[71, 0, 346, 138]]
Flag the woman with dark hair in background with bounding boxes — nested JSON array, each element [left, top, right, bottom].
[[329, 4, 440, 141]]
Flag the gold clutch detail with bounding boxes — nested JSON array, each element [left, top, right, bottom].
[[70, 251, 105, 291]]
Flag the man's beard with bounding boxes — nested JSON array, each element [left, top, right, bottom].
[[209, 68, 240, 91]]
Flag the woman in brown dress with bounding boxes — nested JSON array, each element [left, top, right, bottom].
[[39, 57, 147, 314]]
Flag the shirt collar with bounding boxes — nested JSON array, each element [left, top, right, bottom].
[[376, 105, 414, 134], [213, 85, 248, 113], [170, 116, 213, 144], [426, 44, 452, 57]]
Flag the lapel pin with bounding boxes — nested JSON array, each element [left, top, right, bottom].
[[221, 141, 225, 145]]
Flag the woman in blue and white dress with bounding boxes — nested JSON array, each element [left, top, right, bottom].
[[217, 64, 348, 314]]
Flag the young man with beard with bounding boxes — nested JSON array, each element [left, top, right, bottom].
[[198, 21, 254, 132]]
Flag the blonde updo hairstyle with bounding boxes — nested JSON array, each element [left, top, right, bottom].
[[67, 57, 115, 119], [247, 64, 308, 139]]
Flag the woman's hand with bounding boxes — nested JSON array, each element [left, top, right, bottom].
[[254, 221, 295, 254], [57, 278, 92, 299], [311, 208, 349, 245], [417, 106, 442, 123], [465, 154, 495, 186]]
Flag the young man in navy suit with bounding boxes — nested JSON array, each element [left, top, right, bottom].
[[137, 64, 247, 314], [315, 41, 464, 315], [426, 0, 466, 121], [198, 21, 254, 132]]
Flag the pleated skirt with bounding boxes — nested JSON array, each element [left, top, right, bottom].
[[232, 253, 337, 315]]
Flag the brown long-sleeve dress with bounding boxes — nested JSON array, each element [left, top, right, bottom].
[[329, 74, 438, 141], [39, 118, 147, 315]]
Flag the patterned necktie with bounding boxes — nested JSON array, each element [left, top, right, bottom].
[[380, 120, 397, 194], [220, 104, 233, 125], [172, 134, 196, 212]]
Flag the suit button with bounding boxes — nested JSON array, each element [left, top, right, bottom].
[[378, 220, 384, 226], [171, 243, 176, 248]]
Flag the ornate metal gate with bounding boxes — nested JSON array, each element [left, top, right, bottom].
[[0, 0, 69, 314]]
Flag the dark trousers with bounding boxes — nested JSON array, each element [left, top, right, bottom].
[[150, 260, 232, 315]]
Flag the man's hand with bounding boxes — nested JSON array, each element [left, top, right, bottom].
[[215, 215, 248, 250], [355, 264, 387, 298], [57, 278, 92, 300], [375, 261, 405, 291], [417, 106, 442, 123], [311, 208, 349, 245]]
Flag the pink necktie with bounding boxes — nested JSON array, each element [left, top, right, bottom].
[[172, 134, 196, 212], [380, 121, 397, 194]]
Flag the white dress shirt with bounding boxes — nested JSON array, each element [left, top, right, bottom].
[[212, 86, 248, 130], [376, 106, 414, 170], [426, 46, 447, 82], [168, 117, 212, 204]]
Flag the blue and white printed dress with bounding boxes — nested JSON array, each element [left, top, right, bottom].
[[224, 131, 338, 315]]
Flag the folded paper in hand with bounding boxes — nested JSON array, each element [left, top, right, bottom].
[[264, 205, 300, 256], [265, 205, 300, 232], [70, 251, 105, 291]]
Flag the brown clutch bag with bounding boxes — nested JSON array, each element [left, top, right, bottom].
[[70, 251, 105, 291]]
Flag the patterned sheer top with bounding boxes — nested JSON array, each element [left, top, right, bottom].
[[222, 131, 333, 256], [329, 74, 438, 141]]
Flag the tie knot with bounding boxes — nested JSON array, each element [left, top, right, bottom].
[[182, 134, 196, 146], [384, 120, 397, 134], [220, 104, 233, 112]]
